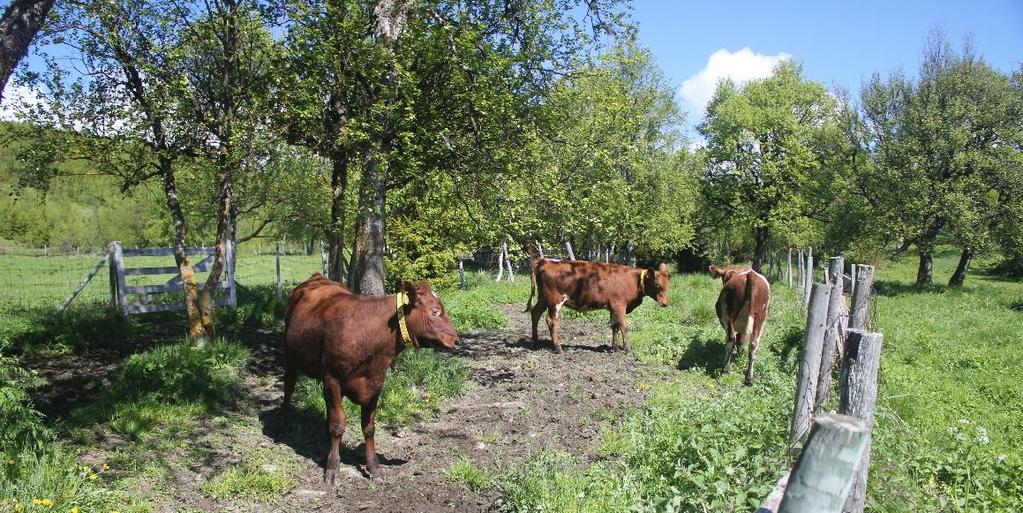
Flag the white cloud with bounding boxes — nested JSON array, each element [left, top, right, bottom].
[[680, 47, 792, 118], [0, 83, 43, 121]]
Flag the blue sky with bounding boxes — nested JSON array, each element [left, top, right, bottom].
[[631, 0, 1023, 120]]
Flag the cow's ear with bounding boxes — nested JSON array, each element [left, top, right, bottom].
[[402, 280, 418, 305], [658, 262, 668, 273], [708, 265, 720, 276]]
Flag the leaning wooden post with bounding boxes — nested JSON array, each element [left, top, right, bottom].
[[839, 331, 883, 513], [503, 239, 515, 283], [848, 265, 874, 330], [565, 241, 576, 260], [815, 257, 845, 412], [790, 283, 830, 446], [850, 264, 857, 294], [775, 414, 871, 513], [275, 242, 282, 294]]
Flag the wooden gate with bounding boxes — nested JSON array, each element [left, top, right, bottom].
[[108, 240, 237, 314]]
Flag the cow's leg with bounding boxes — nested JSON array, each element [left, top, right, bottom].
[[323, 376, 345, 485], [722, 322, 736, 374], [745, 315, 767, 386], [530, 302, 548, 348], [609, 311, 620, 350], [546, 296, 567, 354], [361, 394, 382, 478], [611, 304, 630, 353]]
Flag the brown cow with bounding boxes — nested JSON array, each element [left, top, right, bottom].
[[525, 257, 670, 353], [709, 264, 771, 385], [281, 273, 458, 482]]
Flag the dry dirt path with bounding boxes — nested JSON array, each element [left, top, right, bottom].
[[261, 304, 675, 512]]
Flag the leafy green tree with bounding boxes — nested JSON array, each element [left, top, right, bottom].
[[539, 40, 695, 262], [699, 60, 839, 270], [0, 0, 54, 99], [860, 34, 1021, 285]]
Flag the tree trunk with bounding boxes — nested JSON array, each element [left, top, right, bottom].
[[348, 144, 387, 295], [346, 0, 408, 296], [752, 225, 769, 272], [915, 249, 933, 285], [948, 248, 973, 287], [160, 156, 210, 346], [327, 152, 348, 282], [0, 0, 54, 100]]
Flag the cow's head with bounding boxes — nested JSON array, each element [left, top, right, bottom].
[[708, 264, 745, 284], [402, 280, 459, 350], [644, 263, 671, 307]]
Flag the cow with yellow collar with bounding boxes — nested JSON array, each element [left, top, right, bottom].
[[281, 274, 457, 483]]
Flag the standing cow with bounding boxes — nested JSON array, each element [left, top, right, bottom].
[[525, 257, 671, 353], [709, 264, 771, 385], [281, 273, 458, 482]]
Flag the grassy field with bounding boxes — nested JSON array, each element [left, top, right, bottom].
[[2, 252, 1021, 511], [465, 254, 1023, 512]]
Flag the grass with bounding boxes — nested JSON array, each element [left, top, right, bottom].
[[443, 455, 494, 493]]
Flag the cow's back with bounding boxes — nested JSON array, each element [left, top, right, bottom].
[[717, 270, 770, 321], [537, 259, 637, 310]]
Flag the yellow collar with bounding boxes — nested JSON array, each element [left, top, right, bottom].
[[640, 269, 649, 283], [396, 292, 415, 348]]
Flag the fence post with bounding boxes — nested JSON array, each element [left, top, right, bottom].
[[848, 265, 874, 330], [815, 257, 845, 412], [565, 241, 575, 260], [320, 239, 328, 276], [804, 246, 814, 308], [505, 240, 515, 282], [110, 241, 128, 314], [790, 282, 830, 446], [839, 330, 883, 513], [774, 414, 871, 513], [496, 242, 505, 282], [787, 249, 793, 288], [458, 257, 466, 290], [850, 264, 857, 294], [225, 239, 237, 308], [275, 242, 282, 294]]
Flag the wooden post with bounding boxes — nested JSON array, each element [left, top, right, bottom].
[[320, 239, 328, 276], [790, 283, 830, 446], [110, 241, 128, 313], [496, 242, 505, 282], [536, 241, 545, 258], [850, 264, 857, 294], [787, 248, 793, 288], [848, 265, 874, 331], [804, 246, 814, 308], [565, 241, 575, 260], [797, 249, 804, 295], [275, 242, 282, 294], [839, 331, 883, 513], [815, 257, 845, 412], [504, 240, 515, 283], [775, 414, 871, 513], [458, 257, 466, 290], [225, 239, 237, 308]]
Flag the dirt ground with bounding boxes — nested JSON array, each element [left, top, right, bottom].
[[27, 304, 675, 512], [261, 304, 672, 512]]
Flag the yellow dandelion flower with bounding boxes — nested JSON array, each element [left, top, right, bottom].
[[89, 474, 98, 481], [70, 508, 80, 513], [6, 459, 14, 465], [102, 463, 109, 471], [33, 499, 44, 506]]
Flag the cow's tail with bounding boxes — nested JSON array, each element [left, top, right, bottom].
[[523, 251, 543, 313]]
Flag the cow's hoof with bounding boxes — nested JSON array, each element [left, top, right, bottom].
[[554, 347, 564, 354], [743, 377, 754, 386], [325, 466, 339, 486], [367, 465, 383, 480]]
